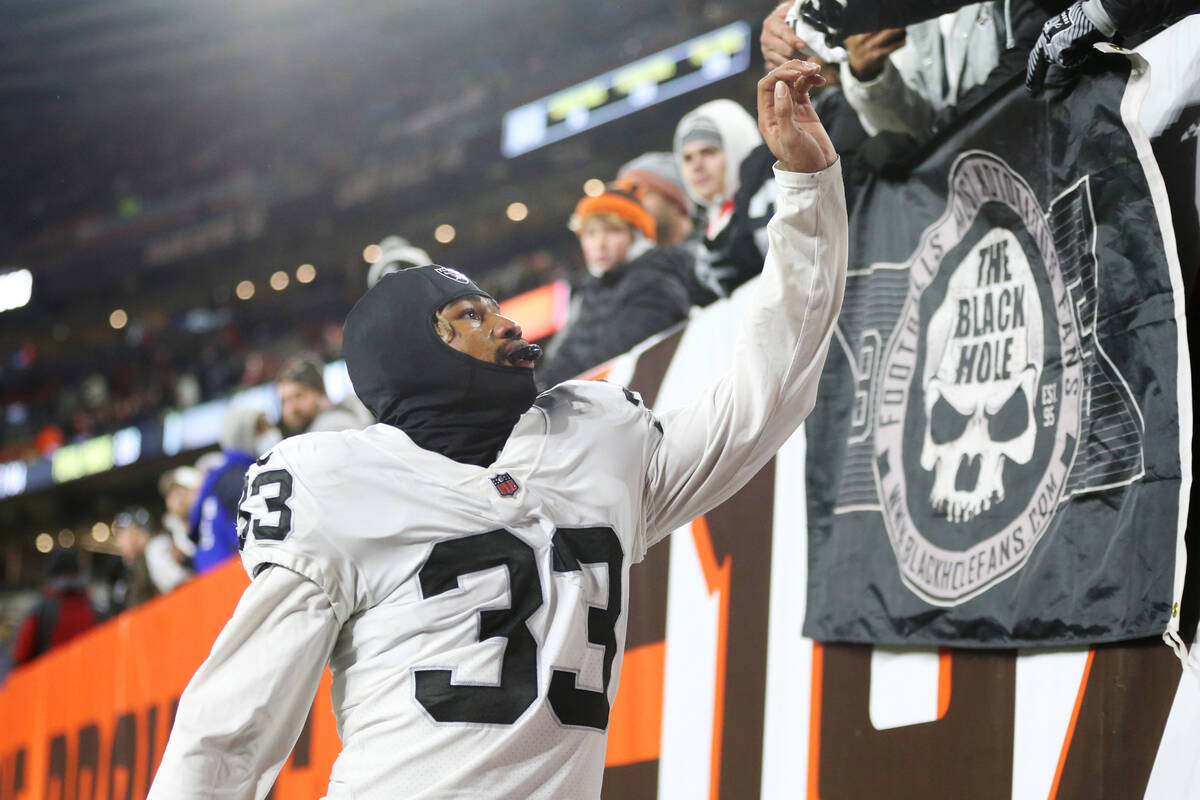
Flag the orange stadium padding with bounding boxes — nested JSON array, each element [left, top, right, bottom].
[[605, 641, 665, 767], [498, 280, 570, 343], [0, 557, 662, 798]]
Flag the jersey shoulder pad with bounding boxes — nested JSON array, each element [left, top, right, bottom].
[[268, 428, 370, 491], [536, 381, 663, 449], [537, 379, 651, 422], [237, 446, 360, 622]]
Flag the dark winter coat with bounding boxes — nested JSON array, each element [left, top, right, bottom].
[[536, 248, 692, 389]]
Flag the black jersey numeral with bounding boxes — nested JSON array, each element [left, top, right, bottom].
[[237, 469, 294, 550], [549, 526, 623, 730], [414, 530, 540, 724], [413, 525, 623, 730]]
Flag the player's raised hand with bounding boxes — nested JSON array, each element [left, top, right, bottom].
[[757, 60, 837, 174]]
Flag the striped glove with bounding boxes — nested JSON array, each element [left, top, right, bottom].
[[1025, 0, 1110, 94]]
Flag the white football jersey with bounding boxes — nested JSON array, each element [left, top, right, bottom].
[[244, 382, 656, 798], [149, 161, 848, 800]]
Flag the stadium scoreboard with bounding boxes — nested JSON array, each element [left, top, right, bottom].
[[501, 21, 751, 158]]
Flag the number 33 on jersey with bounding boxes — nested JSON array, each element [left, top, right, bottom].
[[234, 381, 661, 791]]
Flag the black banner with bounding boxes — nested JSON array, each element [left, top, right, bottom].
[[803, 60, 1189, 647]]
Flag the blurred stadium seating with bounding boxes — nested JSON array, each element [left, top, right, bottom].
[[0, 0, 765, 631]]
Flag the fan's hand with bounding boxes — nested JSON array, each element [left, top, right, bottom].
[[845, 28, 907, 82], [762, 1, 808, 71]]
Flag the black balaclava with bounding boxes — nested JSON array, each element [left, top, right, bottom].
[[343, 265, 538, 467]]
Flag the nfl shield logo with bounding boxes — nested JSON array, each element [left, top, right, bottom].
[[490, 472, 519, 497]]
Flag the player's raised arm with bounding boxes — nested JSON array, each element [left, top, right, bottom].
[[148, 568, 339, 798], [641, 61, 847, 543], [755, 59, 838, 174]]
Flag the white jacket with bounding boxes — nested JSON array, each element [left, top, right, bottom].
[[839, 3, 1007, 139]]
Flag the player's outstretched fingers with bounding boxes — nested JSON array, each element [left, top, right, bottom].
[[790, 61, 826, 104], [774, 80, 794, 126], [760, 59, 837, 174], [757, 59, 808, 141]]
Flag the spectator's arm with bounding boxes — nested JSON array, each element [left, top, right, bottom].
[[801, 0, 978, 38], [839, 31, 936, 138], [803, 0, 1069, 38], [1027, 0, 1195, 93], [941, 0, 1050, 123], [148, 565, 338, 799], [763, 1, 807, 70], [1091, 0, 1199, 36]]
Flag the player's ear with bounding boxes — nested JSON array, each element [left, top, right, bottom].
[[431, 311, 455, 343]]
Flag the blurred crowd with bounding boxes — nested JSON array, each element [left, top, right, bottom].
[[0, 301, 350, 462], [0, 355, 374, 678], [0, 242, 573, 463], [0, 0, 735, 465], [2, 0, 1195, 678]]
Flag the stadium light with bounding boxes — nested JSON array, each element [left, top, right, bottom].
[[109, 308, 128, 329], [583, 179, 605, 197], [270, 270, 290, 291], [58, 529, 75, 548], [236, 280, 256, 300], [435, 224, 456, 244], [296, 264, 317, 284], [506, 202, 529, 222], [35, 533, 53, 553], [92, 522, 111, 543], [363, 244, 383, 264], [0, 268, 32, 313]]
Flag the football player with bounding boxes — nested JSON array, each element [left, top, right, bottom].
[[149, 60, 844, 800]]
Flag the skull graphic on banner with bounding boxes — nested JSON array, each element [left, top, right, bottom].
[[919, 227, 1044, 523]]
